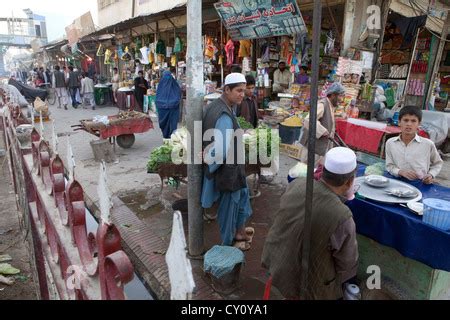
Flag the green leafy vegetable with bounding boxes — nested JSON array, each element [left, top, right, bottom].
[[147, 142, 174, 173], [237, 117, 253, 130]]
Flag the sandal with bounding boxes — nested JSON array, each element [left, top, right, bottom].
[[233, 240, 251, 252], [245, 227, 255, 244]]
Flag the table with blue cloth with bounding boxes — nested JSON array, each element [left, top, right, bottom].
[[349, 165, 450, 299]]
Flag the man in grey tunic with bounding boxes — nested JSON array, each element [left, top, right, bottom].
[[262, 147, 358, 300]]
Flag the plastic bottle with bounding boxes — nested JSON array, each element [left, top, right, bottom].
[[343, 283, 361, 300], [350, 105, 359, 119]]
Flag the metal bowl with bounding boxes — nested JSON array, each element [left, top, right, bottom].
[[364, 175, 390, 188]]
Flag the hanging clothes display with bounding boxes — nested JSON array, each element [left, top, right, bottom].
[[238, 40, 252, 58], [156, 39, 166, 56], [225, 39, 235, 66], [280, 37, 290, 60], [174, 36, 183, 53], [205, 37, 216, 59]]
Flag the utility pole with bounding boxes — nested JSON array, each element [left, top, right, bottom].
[[186, 0, 204, 257], [301, 0, 322, 299]]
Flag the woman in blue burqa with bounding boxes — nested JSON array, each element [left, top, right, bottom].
[[156, 70, 182, 139]]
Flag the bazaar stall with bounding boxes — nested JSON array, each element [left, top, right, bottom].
[[349, 164, 450, 300]]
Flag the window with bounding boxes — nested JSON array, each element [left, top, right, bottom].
[[35, 25, 41, 37]]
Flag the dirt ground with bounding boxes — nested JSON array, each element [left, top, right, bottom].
[[0, 141, 37, 300]]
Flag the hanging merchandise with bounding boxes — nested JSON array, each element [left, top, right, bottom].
[[118, 46, 124, 58], [156, 39, 166, 56], [205, 37, 215, 59], [238, 40, 251, 58], [218, 55, 224, 66], [174, 36, 183, 53], [104, 49, 113, 65], [324, 30, 336, 55], [149, 50, 155, 64], [171, 54, 177, 67], [140, 46, 150, 65], [121, 46, 132, 61], [166, 47, 173, 58], [96, 44, 105, 56], [385, 87, 396, 107], [135, 38, 142, 51], [280, 37, 290, 60], [225, 39, 235, 66]]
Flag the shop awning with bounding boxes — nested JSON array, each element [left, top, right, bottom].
[[390, 0, 450, 35], [84, 1, 218, 39]]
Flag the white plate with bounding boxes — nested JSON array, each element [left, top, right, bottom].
[[407, 201, 424, 216]]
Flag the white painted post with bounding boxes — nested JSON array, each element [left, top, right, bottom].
[[39, 111, 44, 138], [31, 106, 35, 127], [51, 119, 58, 155], [66, 138, 75, 181], [166, 211, 195, 300], [97, 161, 112, 225]]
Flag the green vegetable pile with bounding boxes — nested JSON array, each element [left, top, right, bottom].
[[147, 142, 174, 173], [237, 117, 254, 130]]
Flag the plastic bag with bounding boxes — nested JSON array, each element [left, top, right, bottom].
[[385, 87, 396, 108], [288, 162, 308, 179], [364, 163, 385, 176], [34, 97, 49, 116]]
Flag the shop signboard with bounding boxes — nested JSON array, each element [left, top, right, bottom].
[[214, 0, 307, 40]]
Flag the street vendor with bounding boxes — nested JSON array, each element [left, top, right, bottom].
[[201, 73, 253, 251], [299, 82, 346, 166], [261, 147, 359, 300], [272, 61, 292, 94], [236, 75, 260, 129], [295, 66, 310, 85], [156, 70, 182, 139], [386, 106, 443, 184], [134, 70, 149, 113]]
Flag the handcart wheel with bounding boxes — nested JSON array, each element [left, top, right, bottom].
[[116, 134, 135, 148]]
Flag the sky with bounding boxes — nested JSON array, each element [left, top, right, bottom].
[[1, 0, 98, 42]]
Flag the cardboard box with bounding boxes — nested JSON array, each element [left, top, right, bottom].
[[280, 143, 303, 160]]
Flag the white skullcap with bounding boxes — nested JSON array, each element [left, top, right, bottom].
[[224, 73, 246, 86], [324, 147, 357, 175]]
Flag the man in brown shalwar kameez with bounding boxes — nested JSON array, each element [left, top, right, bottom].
[[262, 147, 359, 300]]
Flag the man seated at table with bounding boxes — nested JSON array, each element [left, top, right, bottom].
[[262, 147, 359, 300], [386, 106, 443, 184], [273, 61, 292, 94]]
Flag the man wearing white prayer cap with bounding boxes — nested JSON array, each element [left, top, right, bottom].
[[201, 73, 253, 251], [262, 146, 359, 300], [300, 82, 346, 166]]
